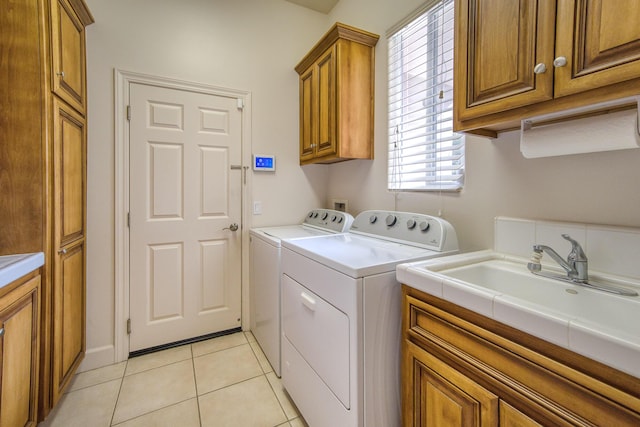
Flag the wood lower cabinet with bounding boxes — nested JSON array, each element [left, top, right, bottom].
[[402, 285, 640, 427], [0, 0, 92, 420], [295, 23, 379, 165], [0, 271, 41, 427], [454, 0, 640, 134]]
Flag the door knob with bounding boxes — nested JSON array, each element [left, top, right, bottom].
[[223, 223, 239, 232]]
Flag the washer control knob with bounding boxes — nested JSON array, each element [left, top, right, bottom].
[[313, 212, 319, 218], [407, 219, 417, 229], [321, 212, 329, 220], [331, 215, 337, 222], [337, 217, 343, 223], [419, 221, 430, 232], [369, 215, 377, 224], [308, 212, 314, 218], [386, 214, 398, 227]]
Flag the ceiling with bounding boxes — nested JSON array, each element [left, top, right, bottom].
[[285, 0, 339, 14]]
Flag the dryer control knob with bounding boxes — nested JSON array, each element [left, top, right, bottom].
[[419, 221, 430, 232], [321, 212, 328, 220], [337, 217, 343, 223], [369, 215, 378, 224], [331, 215, 337, 222], [313, 212, 319, 218], [386, 214, 398, 226], [308, 212, 314, 218], [407, 219, 417, 229]]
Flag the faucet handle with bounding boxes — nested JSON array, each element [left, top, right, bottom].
[[562, 234, 587, 261]]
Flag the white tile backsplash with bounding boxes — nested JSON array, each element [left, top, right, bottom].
[[495, 217, 640, 281], [494, 217, 535, 257]]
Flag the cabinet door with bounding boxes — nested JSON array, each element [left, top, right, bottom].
[[454, 0, 556, 122], [52, 99, 86, 405], [53, 99, 86, 247], [0, 274, 40, 427], [554, 0, 640, 97], [50, 0, 87, 113], [52, 242, 85, 404], [500, 402, 542, 427], [316, 46, 337, 159], [299, 68, 316, 163], [404, 342, 498, 427]]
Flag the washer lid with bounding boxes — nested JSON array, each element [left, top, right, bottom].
[[250, 225, 334, 246], [282, 233, 455, 278]]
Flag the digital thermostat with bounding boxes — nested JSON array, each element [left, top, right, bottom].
[[253, 155, 275, 171]]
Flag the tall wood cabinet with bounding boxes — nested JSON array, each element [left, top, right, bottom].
[[0, 0, 92, 420], [402, 285, 640, 427], [295, 23, 379, 165], [0, 271, 41, 427], [454, 0, 640, 135]]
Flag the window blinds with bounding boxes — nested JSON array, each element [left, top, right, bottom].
[[388, 0, 464, 191]]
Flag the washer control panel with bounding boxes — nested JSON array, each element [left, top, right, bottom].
[[302, 209, 354, 233], [350, 210, 458, 252]]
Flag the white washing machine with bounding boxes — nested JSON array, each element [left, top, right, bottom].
[[249, 209, 354, 377], [280, 210, 459, 427]]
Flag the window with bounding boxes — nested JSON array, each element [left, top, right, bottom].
[[388, 0, 464, 191]]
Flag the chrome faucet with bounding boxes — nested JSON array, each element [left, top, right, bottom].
[[526, 235, 637, 296], [527, 234, 588, 282]]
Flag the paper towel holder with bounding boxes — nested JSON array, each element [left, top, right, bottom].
[[521, 95, 640, 136]]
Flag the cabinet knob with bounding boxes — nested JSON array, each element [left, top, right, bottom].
[[0, 328, 4, 337], [58, 248, 67, 255], [553, 56, 568, 67], [533, 63, 547, 74], [56, 71, 65, 78]]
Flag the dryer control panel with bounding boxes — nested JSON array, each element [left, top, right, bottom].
[[349, 210, 458, 252], [303, 209, 354, 233]]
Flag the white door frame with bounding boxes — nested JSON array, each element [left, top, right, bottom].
[[114, 69, 252, 362]]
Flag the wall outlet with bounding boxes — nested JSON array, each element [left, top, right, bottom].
[[253, 201, 262, 215], [332, 199, 348, 212]]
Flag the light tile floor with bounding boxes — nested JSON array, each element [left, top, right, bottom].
[[38, 332, 308, 427]]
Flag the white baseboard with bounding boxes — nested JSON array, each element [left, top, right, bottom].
[[78, 345, 116, 373]]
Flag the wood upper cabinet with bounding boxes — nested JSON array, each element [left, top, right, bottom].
[[50, 0, 90, 114], [454, 0, 640, 134], [296, 23, 379, 165], [402, 285, 640, 427], [0, 271, 41, 427]]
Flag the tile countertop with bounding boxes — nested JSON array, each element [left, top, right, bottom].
[[0, 252, 45, 289]]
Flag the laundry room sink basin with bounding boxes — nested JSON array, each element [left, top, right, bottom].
[[397, 250, 640, 379]]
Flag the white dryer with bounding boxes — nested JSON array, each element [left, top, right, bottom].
[[281, 210, 459, 427], [249, 209, 353, 376]]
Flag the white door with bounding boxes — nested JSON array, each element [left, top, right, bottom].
[[129, 82, 242, 352]]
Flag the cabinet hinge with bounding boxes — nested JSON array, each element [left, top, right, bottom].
[[127, 318, 131, 335], [237, 98, 244, 110], [126, 105, 131, 121]]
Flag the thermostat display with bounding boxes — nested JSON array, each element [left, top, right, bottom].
[[253, 155, 275, 171]]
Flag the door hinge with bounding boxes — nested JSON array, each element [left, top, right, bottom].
[[126, 105, 131, 121], [237, 98, 244, 110], [127, 212, 130, 228], [127, 318, 131, 335]]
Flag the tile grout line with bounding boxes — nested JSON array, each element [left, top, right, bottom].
[[109, 358, 128, 426], [190, 344, 204, 427]]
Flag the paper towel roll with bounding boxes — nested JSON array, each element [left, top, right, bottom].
[[520, 108, 640, 158]]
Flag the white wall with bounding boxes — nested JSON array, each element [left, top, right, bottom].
[[82, 0, 640, 371], [83, 0, 331, 370], [327, 0, 640, 253]]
